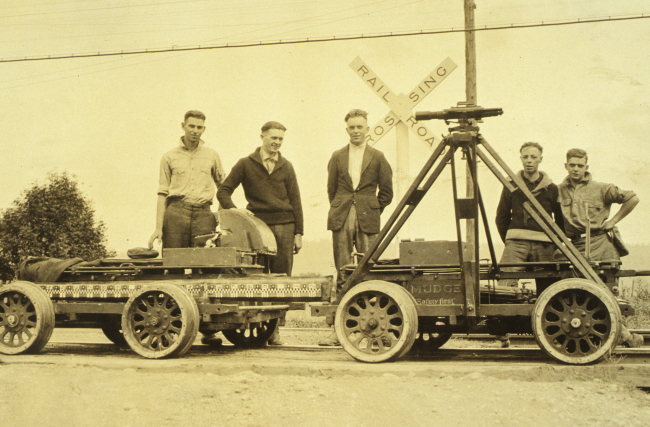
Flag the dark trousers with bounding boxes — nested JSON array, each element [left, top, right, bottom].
[[498, 239, 556, 287], [332, 205, 377, 291], [267, 223, 295, 276], [162, 200, 217, 248]]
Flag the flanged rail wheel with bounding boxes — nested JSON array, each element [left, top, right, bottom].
[[335, 280, 418, 363], [0, 281, 55, 355], [222, 318, 278, 348], [532, 278, 621, 365], [121, 284, 199, 359]]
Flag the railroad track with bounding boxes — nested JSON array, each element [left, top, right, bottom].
[[45, 328, 650, 359], [40, 341, 650, 364], [283, 327, 650, 349], [454, 329, 650, 348]]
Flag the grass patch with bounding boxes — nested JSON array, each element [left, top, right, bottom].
[[625, 287, 650, 329]]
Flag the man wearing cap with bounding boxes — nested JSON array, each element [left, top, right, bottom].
[[217, 121, 303, 345], [319, 109, 393, 346], [555, 148, 642, 347], [148, 110, 226, 250]]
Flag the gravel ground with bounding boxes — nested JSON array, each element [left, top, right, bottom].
[[2, 309, 650, 427], [2, 354, 650, 427]]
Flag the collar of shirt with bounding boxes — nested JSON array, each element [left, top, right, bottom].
[[260, 147, 279, 163], [562, 171, 592, 189], [349, 141, 367, 152], [522, 172, 543, 187], [178, 137, 205, 151]]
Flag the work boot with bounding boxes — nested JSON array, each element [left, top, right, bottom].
[[618, 326, 644, 348], [318, 331, 340, 346], [201, 333, 223, 346], [624, 333, 644, 348], [495, 335, 510, 348], [267, 328, 284, 346]]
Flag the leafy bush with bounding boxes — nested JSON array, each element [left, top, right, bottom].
[[0, 172, 115, 282]]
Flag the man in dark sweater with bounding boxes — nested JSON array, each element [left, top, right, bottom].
[[494, 142, 563, 347], [217, 121, 303, 346], [217, 121, 303, 276], [496, 142, 564, 281]]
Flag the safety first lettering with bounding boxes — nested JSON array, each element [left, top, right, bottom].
[[416, 298, 456, 305]]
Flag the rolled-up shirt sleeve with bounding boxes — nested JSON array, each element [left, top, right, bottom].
[[213, 154, 226, 187], [602, 184, 636, 205], [157, 155, 172, 196]]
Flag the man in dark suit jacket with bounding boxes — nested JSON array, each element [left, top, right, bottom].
[[320, 109, 393, 346], [327, 109, 393, 289]]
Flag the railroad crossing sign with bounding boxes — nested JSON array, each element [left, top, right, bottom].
[[349, 56, 457, 150]]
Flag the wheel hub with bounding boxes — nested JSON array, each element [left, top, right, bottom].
[[144, 308, 170, 335], [367, 318, 379, 329], [6, 314, 19, 328], [558, 307, 594, 339], [360, 315, 387, 338]]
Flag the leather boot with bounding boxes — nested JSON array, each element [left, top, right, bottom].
[[318, 330, 340, 346], [267, 327, 284, 345]]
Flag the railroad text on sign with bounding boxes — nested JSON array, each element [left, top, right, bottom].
[[349, 56, 457, 150]]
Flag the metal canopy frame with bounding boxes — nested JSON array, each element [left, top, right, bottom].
[[334, 105, 606, 312]]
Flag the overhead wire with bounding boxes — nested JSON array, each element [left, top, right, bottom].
[[0, 0, 396, 91], [1, 13, 647, 64], [0, 0, 393, 89], [217, 0, 424, 47]]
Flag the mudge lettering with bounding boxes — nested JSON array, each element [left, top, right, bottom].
[[408, 283, 462, 294]]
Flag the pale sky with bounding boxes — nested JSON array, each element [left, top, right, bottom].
[[1, 0, 649, 259]]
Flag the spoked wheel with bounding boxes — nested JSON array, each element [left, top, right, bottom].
[[532, 278, 622, 365], [0, 281, 55, 355], [101, 322, 128, 347], [222, 319, 278, 347], [121, 284, 199, 359], [335, 281, 418, 363]]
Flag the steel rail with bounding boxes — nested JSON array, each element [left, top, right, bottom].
[[47, 328, 650, 349]]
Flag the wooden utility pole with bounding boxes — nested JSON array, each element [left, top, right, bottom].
[[464, 0, 477, 257]]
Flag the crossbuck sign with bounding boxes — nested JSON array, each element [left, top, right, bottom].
[[349, 56, 457, 150]]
